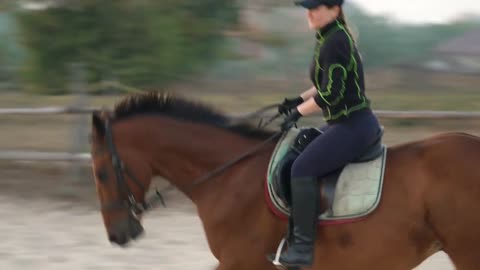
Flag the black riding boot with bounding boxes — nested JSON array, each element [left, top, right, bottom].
[[279, 176, 319, 267]]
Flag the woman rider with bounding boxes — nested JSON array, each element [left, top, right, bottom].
[[277, 0, 382, 267]]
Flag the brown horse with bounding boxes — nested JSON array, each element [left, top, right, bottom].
[[89, 91, 480, 270]]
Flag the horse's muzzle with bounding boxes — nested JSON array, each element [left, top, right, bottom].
[[108, 216, 144, 247]]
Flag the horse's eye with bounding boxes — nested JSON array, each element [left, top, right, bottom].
[[96, 169, 108, 183]]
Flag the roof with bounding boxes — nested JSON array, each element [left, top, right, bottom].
[[434, 29, 480, 55]]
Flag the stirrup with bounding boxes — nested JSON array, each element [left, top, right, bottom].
[[267, 238, 288, 270]]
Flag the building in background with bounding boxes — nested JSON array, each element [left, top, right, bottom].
[[426, 29, 480, 73]]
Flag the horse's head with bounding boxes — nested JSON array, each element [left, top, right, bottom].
[[89, 111, 153, 247]]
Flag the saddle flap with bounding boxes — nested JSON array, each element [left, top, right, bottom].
[[320, 146, 387, 221]]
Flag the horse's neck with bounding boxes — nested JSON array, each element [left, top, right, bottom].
[[132, 117, 273, 202]]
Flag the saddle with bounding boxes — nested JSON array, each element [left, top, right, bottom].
[[265, 126, 387, 223]]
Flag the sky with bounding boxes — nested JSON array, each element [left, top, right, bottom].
[[351, 0, 480, 24]]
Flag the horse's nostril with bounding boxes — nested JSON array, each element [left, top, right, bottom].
[[108, 232, 129, 246], [109, 234, 117, 243]]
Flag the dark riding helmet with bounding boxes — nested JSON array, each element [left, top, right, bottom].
[[295, 0, 344, 9]]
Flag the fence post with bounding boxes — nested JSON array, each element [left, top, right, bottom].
[[48, 63, 90, 199], [69, 63, 89, 183]]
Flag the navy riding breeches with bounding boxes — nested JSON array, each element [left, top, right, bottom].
[[291, 109, 381, 178]]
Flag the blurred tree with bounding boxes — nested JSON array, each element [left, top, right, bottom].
[[0, 7, 22, 90], [0, 40, 8, 82], [0, 0, 15, 11], [16, 0, 238, 94]]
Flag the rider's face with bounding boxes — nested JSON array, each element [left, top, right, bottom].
[[307, 5, 340, 30]]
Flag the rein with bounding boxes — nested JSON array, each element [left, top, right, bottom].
[[185, 106, 284, 189], [187, 123, 282, 192]]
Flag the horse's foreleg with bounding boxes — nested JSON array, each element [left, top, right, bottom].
[[448, 253, 480, 270]]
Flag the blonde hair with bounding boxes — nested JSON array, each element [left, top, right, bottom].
[[337, 7, 356, 44]]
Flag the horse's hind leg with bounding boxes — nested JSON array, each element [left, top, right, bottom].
[[441, 239, 480, 270]]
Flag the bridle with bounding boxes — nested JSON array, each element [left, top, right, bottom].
[[100, 118, 164, 217], [97, 105, 283, 216]]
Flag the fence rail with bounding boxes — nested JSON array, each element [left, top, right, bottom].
[[0, 107, 96, 115], [2, 106, 480, 118], [374, 110, 480, 119], [0, 151, 91, 162], [2, 106, 480, 162]]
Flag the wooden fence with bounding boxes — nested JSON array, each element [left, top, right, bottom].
[[2, 107, 480, 162]]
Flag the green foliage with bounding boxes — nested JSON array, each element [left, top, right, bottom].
[[11, 1, 480, 93], [0, 11, 21, 90], [15, 0, 238, 94], [0, 41, 8, 81]]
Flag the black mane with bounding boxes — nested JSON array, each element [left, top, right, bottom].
[[112, 91, 277, 140]]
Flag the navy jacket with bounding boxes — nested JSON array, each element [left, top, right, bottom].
[[310, 20, 371, 123]]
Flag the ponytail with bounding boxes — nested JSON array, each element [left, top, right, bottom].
[[338, 8, 356, 44]]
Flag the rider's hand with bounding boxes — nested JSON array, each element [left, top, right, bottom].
[[281, 108, 302, 132], [278, 96, 304, 115]]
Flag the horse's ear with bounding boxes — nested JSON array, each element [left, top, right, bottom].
[[92, 111, 106, 138]]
